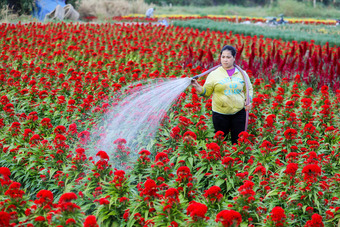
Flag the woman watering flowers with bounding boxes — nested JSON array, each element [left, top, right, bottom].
[[191, 45, 253, 145]]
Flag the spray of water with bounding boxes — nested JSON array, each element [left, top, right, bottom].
[[89, 77, 192, 169]]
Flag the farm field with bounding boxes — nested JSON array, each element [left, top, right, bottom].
[[0, 21, 339, 226]]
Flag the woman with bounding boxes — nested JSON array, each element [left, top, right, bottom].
[[191, 45, 253, 145]]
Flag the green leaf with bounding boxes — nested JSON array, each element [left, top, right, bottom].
[[188, 157, 193, 168], [215, 179, 224, 187], [240, 222, 248, 227], [302, 205, 307, 214], [264, 189, 278, 199]]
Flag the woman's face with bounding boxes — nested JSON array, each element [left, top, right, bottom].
[[220, 50, 235, 70]]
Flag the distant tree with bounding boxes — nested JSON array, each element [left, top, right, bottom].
[[2, 0, 32, 15]]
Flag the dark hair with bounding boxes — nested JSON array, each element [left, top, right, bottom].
[[220, 45, 236, 58]]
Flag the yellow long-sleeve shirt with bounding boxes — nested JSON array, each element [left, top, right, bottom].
[[199, 66, 253, 115]]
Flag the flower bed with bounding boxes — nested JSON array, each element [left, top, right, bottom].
[[0, 22, 339, 226]]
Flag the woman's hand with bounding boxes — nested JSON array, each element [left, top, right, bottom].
[[191, 79, 203, 94], [245, 102, 252, 111]]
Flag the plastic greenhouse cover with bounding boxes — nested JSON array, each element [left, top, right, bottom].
[[33, 0, 66, 21]]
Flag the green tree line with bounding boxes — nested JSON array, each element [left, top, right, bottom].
[[0, 0, 79, 15]]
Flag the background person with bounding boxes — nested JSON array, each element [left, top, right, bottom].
[[145, 7, 155, 18], [191, 45, 253, 145]]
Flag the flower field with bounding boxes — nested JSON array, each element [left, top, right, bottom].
[[0, 22, 339, 226]]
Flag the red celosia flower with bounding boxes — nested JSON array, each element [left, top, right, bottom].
[[304, 87, 314, 96], [78, 131, 91, 144], [68, 123, 78, 135], [139, 149, 151, 156], [186, 201, 208, 221], [183, 130, 197, 142], [170, 221, 178, 227], [96, 150, 109, 160], [119, 197, 129, 203], [27, 111, 38, 121], [237, 131, 253, 144], [113, 138, 127, 144], [84, 215, 99, 227], [215, 209, 242, 227], [165, 188, 179, 199], [301, 98, 313, 108], [206, 142, 220, 152], [0, 167, 11, 180], [35, 216, 45, 222], [3, 103, 14, 113], [98, 198, 109, 205], [35, 190, 54, 206], [155, 152, 169, 163], [284, 163, 299, 176], [0, 211, 10, 226], [59, 192, 77, 204], [284, 128, 298, 140], [5, 182, 25, 199], [164, 188, 179, 204], [0, 95, 9, 105], [270, 206, 286, 224], [214, 131, 225, 140], [304, 213, 324, 227], [254, 165, 266, 176], [302, 164, 321, 182], [66, 218, 76, 225], [141, 179, 158, 197], [176, 166, 191, 177], [204, 185, 223, 203], [54, 125, 66, 134], [222, 156, 234, 167], [113, 170, 126, 184], [170, 126, 181, 139], [238, 180, 255, 197]]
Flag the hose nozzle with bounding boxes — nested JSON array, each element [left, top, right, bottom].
[[191, 75, 199, 80]]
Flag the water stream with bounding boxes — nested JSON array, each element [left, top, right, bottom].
[[89, 77, 192, 168]]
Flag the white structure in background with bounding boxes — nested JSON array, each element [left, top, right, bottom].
[[45, 3, 79, 20]]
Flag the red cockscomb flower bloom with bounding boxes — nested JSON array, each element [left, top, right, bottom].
[[35, 190, 54, 206], [215, 209, 242, 227], [304, 213, 324, 227], [284, 163, 299, 176], [113, 138, 127, 145], [0, 211, 10, 226], [0, 167, 11, 180], [183, 130, 197, 142], [302, 164, 321, 182], [84, 215, 99, 227], [270, 206, 286, 225], [59, 192, 77, 204], [238, 180, 255, 197], [186, 201, 208, 221], [204, 185, 223, 203], [139, 149, 151, 156], [155, 152, 169, 163], [284, 128, 298, 140], [222, 156, 234, 167], [96, 150, 109, 160]]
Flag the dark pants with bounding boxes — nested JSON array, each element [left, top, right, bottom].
[[212, 109, 246, 145]]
